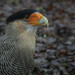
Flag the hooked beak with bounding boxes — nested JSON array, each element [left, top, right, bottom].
[[39, 16, 49, 27]]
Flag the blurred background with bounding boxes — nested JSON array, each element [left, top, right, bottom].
[[0, 0, 75, 75]]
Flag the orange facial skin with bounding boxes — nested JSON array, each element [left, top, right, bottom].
[[24, 13, 43, 26]]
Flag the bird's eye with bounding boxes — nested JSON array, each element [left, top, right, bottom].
[[25, 15, 29, 18]]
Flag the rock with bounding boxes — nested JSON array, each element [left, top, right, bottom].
[[47, 37, 56, 44], [34, 58, 48, 68]]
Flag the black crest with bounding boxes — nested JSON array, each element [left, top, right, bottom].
[[6, 9, 38, 24]]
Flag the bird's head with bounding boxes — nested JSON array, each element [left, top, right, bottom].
[[6, 9, 49, 32], [24, 12, 49, 27]]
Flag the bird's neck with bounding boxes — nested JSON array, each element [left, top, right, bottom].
[[5, 21, 36, 54], [5, 20, 37, 39]]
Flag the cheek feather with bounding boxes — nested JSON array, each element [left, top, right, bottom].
[[26, 13, 43, 26]]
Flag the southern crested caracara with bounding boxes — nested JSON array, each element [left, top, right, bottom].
[[0, 9, 49, 75]]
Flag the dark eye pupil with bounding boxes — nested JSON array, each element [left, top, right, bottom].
[[25, 15, 29, 18]]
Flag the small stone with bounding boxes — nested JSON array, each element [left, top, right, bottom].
[[47, 37, 56, 44]]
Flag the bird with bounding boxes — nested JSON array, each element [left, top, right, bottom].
[[0, 9, 49, 75]]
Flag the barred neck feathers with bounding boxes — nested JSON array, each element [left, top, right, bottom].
[[5, 20, 37, 38]]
